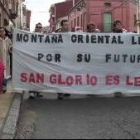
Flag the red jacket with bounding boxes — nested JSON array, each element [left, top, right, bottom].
[[0, 61, 4, 94]]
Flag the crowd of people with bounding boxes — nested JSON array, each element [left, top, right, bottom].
[[0, 19, 136, 99]]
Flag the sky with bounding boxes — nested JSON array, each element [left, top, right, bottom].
[[24, 0, 65, 31]]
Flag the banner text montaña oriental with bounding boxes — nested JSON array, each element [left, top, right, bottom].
[[16, 33, 140, 45]]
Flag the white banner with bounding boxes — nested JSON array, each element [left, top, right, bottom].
[[13, 29, 140, 95]]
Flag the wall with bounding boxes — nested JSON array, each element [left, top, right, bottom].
[[68, 0, 137, 32], [26, 10, 31, 30], [87, 0, 137, 31], [68, 0, 87, 31]]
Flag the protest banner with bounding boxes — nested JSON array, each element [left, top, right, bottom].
[[13, 29, 140, 95]]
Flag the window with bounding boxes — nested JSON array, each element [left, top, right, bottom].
[[134, 14, 137, 26], [77, 17, 80, 26], [81, 15, 83, 27], [74, 18, 76, 26], [71, 21, 73, 29], [104, 2, 111, 8], [103, 13, 112, 32]]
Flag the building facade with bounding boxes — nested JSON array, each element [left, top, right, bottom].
[[49, 0, 73, 32], [68, 0, 138, 32], [0, 0, 19, 28], [0, 0, 31, 30], [15, 0, 30, 30], [136, 0, 140, 33], [26, 10, 31, 30]]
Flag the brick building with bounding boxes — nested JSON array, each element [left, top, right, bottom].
[[49, 0, 73, 32], [20, 4, 31, 30], [136, 0, 140, 33], [68, 0, 138, 32], [26, 10, 31, 30]]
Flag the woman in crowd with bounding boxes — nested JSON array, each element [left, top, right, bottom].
[[113, 20, 127, 33], [87, 23, 100, 33], [0, 27, 12, 93]]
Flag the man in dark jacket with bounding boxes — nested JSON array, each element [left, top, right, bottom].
[[29, 23, 44, 99], [56, 20, 71, 100]]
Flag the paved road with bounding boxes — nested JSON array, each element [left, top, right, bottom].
[[16, 93, 140, 139]]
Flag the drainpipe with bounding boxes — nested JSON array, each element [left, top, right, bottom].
[[138, 0, 140, 33], [20, 3, 23, 29], [73, 0, 76, 7], [126, 0, 130, 31]]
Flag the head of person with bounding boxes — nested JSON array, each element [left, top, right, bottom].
[[133, 31, 137, 33], [0, 27, 6, 39], [35, 23, 43, 33], [87, 23, 96, 33], [61, 20, 69, 32], [113, 20, 123, 33], [71, 28, 75, 32], [75, 26, 83, 32]]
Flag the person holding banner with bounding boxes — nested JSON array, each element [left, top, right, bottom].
[[0, 27, 12, 93], [113, 20, 127, 33], [57, 20, 69, 33], [56, 20, 71, 100], [35, 23, 43, 33], [29, 23, 44, 99], [87, 23, 100, 33], [112, 20, 126, 98]]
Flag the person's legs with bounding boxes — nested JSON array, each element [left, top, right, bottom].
[[63, 94, 71, 97], [114, 92, 123, 98], [58, 93, 71, 100], [2, 79, 7, 93], [29, 91, 36, 99], [58, 93, 64, 100], [29, 91, 43, 99], [36, 92, 43, 98]]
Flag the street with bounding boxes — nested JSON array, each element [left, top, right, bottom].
[[1, 0, 140, 139], [15, 93, 140, 139]]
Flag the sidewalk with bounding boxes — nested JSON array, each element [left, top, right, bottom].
[[0, 80, 23, 139], [0, 81, 15, 134], [0, 92, 15, 131]]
